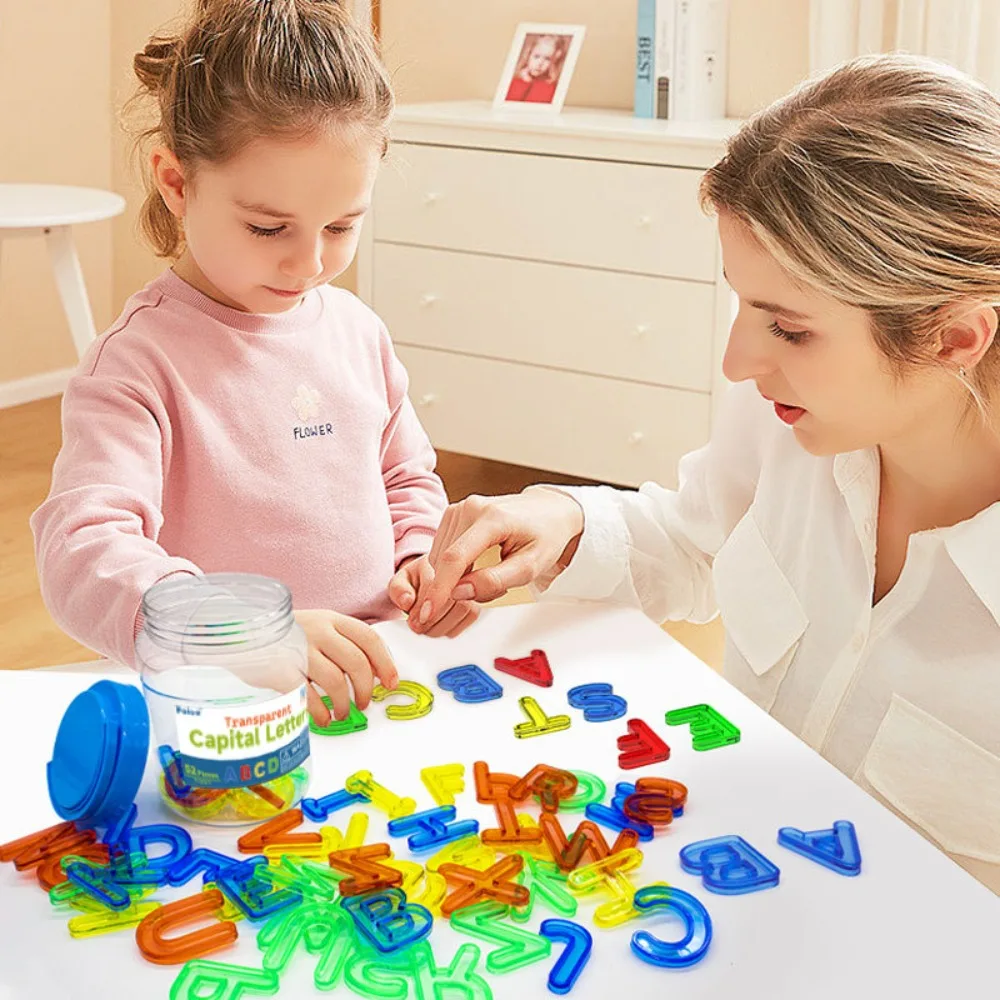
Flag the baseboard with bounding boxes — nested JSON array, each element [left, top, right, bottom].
[[36, 658, 123, 674], [0, 367, 74, 409]]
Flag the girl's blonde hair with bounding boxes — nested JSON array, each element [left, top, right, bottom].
[[701, 53, 1000, 409], [130, 0, 392, 258], [517, 34, 568, 84]]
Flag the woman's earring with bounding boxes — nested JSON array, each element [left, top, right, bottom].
[[959, 366, 968, 379]]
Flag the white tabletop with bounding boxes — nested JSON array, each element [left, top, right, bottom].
[[1, 602, 997, 999], [0, 184, 125, 228]]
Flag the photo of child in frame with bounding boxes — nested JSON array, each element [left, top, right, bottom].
[[505, 33, 570, 104], [494, 23, 586, 114]]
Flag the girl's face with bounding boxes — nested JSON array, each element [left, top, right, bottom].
[[527, 38, 558, 78], [161, 128, 380, 314], [718, 210, 958, 457]]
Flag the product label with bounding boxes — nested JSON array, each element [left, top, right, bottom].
[[174, 685, 310, 789]]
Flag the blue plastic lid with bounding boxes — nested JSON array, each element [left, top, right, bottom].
[[47, 680, 150, 827]]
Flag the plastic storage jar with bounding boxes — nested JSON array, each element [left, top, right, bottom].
[[135, 573, 311, 826]]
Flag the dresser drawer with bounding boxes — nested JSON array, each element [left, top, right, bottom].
[[377, 144, 717, 281], [397, 345, 711, 487], [374, 244, 714, 392]]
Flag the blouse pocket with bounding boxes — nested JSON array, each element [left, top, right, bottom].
[[857, 694, 1000, 894], [713, 509, 808, 711]]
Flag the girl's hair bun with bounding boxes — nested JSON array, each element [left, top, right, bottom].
[[133, 37, 181, 95]]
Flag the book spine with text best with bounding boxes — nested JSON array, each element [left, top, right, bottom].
[[635, 0, 657, 118]]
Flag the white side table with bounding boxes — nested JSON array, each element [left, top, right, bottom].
[[0, 184, 126, 359]]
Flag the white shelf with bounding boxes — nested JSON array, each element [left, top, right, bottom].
[[391, 101, 742, 169]]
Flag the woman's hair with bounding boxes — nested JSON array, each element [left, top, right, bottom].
[[701, 53, 1000, 410], [130, 0, 393, 258]]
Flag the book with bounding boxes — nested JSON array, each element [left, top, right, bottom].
[[672, 0, 728, 120], [635, 0, 657, 118], [654, 0, 677, 119], [636, 0, 727, 120]]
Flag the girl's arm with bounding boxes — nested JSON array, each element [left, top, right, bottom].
[[376, 326, 448, 568], [31, 372, 200, 667]]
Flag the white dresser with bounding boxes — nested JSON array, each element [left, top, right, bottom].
[[356, 101, 739, 488]]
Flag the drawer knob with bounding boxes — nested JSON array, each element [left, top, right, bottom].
[[628, 431, 645, 446], [418, 393, 439, 407], [638, 215, 652, 228], [632, 323, 650, 339], [423, 192, 442, 206], [419, 293, 439, 307]]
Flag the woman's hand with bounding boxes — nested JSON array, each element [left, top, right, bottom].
[[294, 609, 399, 725], [387, 554, 481, 637], [418, 487, 585, 623]]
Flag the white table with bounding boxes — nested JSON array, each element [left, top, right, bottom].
[[1, 602, 997, 999], [0, 184, 125, 359]]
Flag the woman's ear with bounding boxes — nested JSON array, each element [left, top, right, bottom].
[[150, 146, 188, 219], [936, 302, 999, 372]]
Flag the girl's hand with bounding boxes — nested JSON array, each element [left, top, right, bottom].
[[388, 554, 481, 638], [294, 609, 399, 725], [419, 487, 585, 622]]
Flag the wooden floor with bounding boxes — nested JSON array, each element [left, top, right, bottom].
[[2, 396, 99, 669], [1, 396, 724, 671]]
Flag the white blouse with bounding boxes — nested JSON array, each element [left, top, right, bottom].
[[544, 380, 1000, 894]]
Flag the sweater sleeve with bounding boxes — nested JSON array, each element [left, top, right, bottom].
[[376, 323, 448, 568], [31, 360, 200, 667], [537, 381, 771, 624]]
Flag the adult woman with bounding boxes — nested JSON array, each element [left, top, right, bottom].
[[418, 55, 1000, 893]]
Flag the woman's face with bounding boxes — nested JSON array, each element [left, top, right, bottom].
[[718, 210, 957, 457], [527, 37, 558, 79]]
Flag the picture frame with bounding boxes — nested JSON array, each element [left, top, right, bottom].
[[492, 22, 587, 113]]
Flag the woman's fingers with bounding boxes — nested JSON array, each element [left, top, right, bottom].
[[424, 600, 477, 639], [427, 496, 482, 565], [424, 518, 512, 617], [452, 546, 545, 604], [427, 488, 585, 615], [445, 603, 481, 639], [427, 494, 513, 572]]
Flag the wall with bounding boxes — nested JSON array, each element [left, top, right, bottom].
[[1, 0, 810, 390], [381, 0, 810, 118], [109, 0, 183, 314], [0, 0, 114, 388]]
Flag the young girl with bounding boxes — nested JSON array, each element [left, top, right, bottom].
[[421, 55, 1000, 894], [31, 0, 475, 726], [505, 34, 566, 104]]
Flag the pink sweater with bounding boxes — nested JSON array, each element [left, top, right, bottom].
[[32, 270, 447, 666]]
